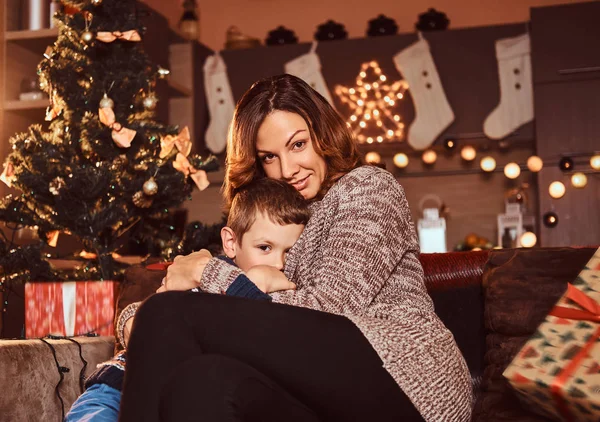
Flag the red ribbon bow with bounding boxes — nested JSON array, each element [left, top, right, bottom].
[[96, 30, 142, 43], [548, 283, 600, 422]]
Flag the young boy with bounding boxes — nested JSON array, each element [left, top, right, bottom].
[[65, 178, 310, 421]]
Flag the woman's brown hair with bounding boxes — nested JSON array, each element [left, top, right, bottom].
[[223, 74, 363, 211]]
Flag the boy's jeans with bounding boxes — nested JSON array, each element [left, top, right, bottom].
[[65, 384, 121, 422]]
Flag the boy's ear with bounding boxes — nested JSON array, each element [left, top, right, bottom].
[[221, 227, 237, 259]]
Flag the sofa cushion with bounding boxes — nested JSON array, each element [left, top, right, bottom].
[[472, 247, 597, 421]]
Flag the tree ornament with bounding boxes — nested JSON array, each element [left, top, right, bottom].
[[49, 177, 66, 196], [143, 93, 158, 110], [91, 0, 102, 5], [143, 177, 158, 196], [99, 93, 114, 109], [81, 30, 94, 43], [132, 191, 152, 208], [559, 157, 574, 171], [157, 66, 170, 79], [543, 211, 559, 228]]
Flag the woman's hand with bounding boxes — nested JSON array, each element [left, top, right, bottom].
[[246, 265, 297, 294], [162, 249, 212, 291]]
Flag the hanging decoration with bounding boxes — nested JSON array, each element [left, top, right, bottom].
[[558, 156, 574, 171], [393, 153, 409, 168], [543, 211, 559, 228], [527, 155, 543, 172], [549, 181, 566, 199], [570, 172, 587, 188], [480, 156, 496, 172], [483, 33, 533, 140], [460, 146, 476, 161], [335, 60, 407, 144], [504, 162, 521, 179], [422, 150, 437, 165], [179, 0, 199, 41], [285, 42, 334, 105], [591, 154, 600, 170], [203, 53, 235, 154], [393, 34, 454, 150]]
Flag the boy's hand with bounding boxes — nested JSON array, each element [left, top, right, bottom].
[[246, 266, 296, 294]]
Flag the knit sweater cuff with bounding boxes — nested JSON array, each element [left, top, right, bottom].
[[200, 256, 243, 294], [116, 302, 140, 348], [85, 350, 126, 391], [226, 274, 272, 301]]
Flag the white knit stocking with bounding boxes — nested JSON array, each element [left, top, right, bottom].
[[203, 53, 235, 154], [483, 33, 533, 140], [393, 35, 454, 150], [285, 42, 334, 106]]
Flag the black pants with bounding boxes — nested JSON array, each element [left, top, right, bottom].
[[119, 292, 424, 422]]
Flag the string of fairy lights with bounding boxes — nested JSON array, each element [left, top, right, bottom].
[[334, 61, 599, 205]]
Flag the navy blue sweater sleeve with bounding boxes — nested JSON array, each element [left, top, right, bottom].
[[215, 256, 272, 301]]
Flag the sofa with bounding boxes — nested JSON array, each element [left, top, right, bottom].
[[1, 246, 596, 421]]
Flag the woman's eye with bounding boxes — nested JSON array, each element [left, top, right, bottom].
[[258, 245, 271, 252], [261, 154, 275, 163], [293, 141, 305, 150]]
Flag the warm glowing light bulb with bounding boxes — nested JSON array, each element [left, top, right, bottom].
[[350, 115, 357, 122], [591, 155, 600, 170], [480, 156, 496, 172], [460, 146, 476, 161], [422, 150, 437, 165], [393, 153, 409, 168], [380, 75, 387, 82], [387, 130, 394, 137], [504, 163, 521, 179], [549, 181, 566, 199], [357, 100, 364, 106], [393, 115, 400, 121], [349, 88, 356, 94], [359, 71, 367, 78], [396, 93, 403, 99], [527, 156, 543, 172], [571, 172, 587, 188], [520, 232, 537, 248], [359, 121, 366, 128], [373, 110, 380, 116], [365, 152, 381, 164]]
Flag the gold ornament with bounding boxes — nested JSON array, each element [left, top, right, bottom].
[[49, 177, 66, 196], [142, 177, 158, 196], [81, 30, 94, 43], [99, 93, 114, 109], [132, 191, 152, 208], [111, 154, 129, 170], [80, 139, 92, 154], [143, 93, 158, 110]]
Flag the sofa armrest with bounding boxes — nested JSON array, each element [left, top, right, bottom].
[[0, 336, 114, 421]]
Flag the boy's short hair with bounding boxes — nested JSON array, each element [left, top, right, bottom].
[[227, 178, 310, 242]]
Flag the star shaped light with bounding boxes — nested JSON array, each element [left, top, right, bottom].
[[335, 61, 408, 144]]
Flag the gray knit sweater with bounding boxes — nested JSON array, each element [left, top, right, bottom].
[[201, 166, 473, 421]]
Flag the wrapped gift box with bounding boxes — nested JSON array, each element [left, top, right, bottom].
[[504, 247, 600, 421], [25, 281, 118, 338]]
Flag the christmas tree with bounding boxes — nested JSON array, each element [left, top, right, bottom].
[[0, 0, 217, 281]]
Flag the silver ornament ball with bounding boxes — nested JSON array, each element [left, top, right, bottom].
[[143, 177, 159, 196], [81, 30, 94, 43], [143, 94, 158, 110], [99, 94, 114, 109]]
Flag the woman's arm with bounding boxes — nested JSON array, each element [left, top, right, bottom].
[[270, 171, 427, 315]]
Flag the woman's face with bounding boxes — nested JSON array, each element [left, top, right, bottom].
[[256, 111, 326, 200]]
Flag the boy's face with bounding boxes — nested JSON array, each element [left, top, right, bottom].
[[222, 211, 304, 272]]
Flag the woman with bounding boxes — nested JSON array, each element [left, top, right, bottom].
[[119, 75, 472, 422]]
